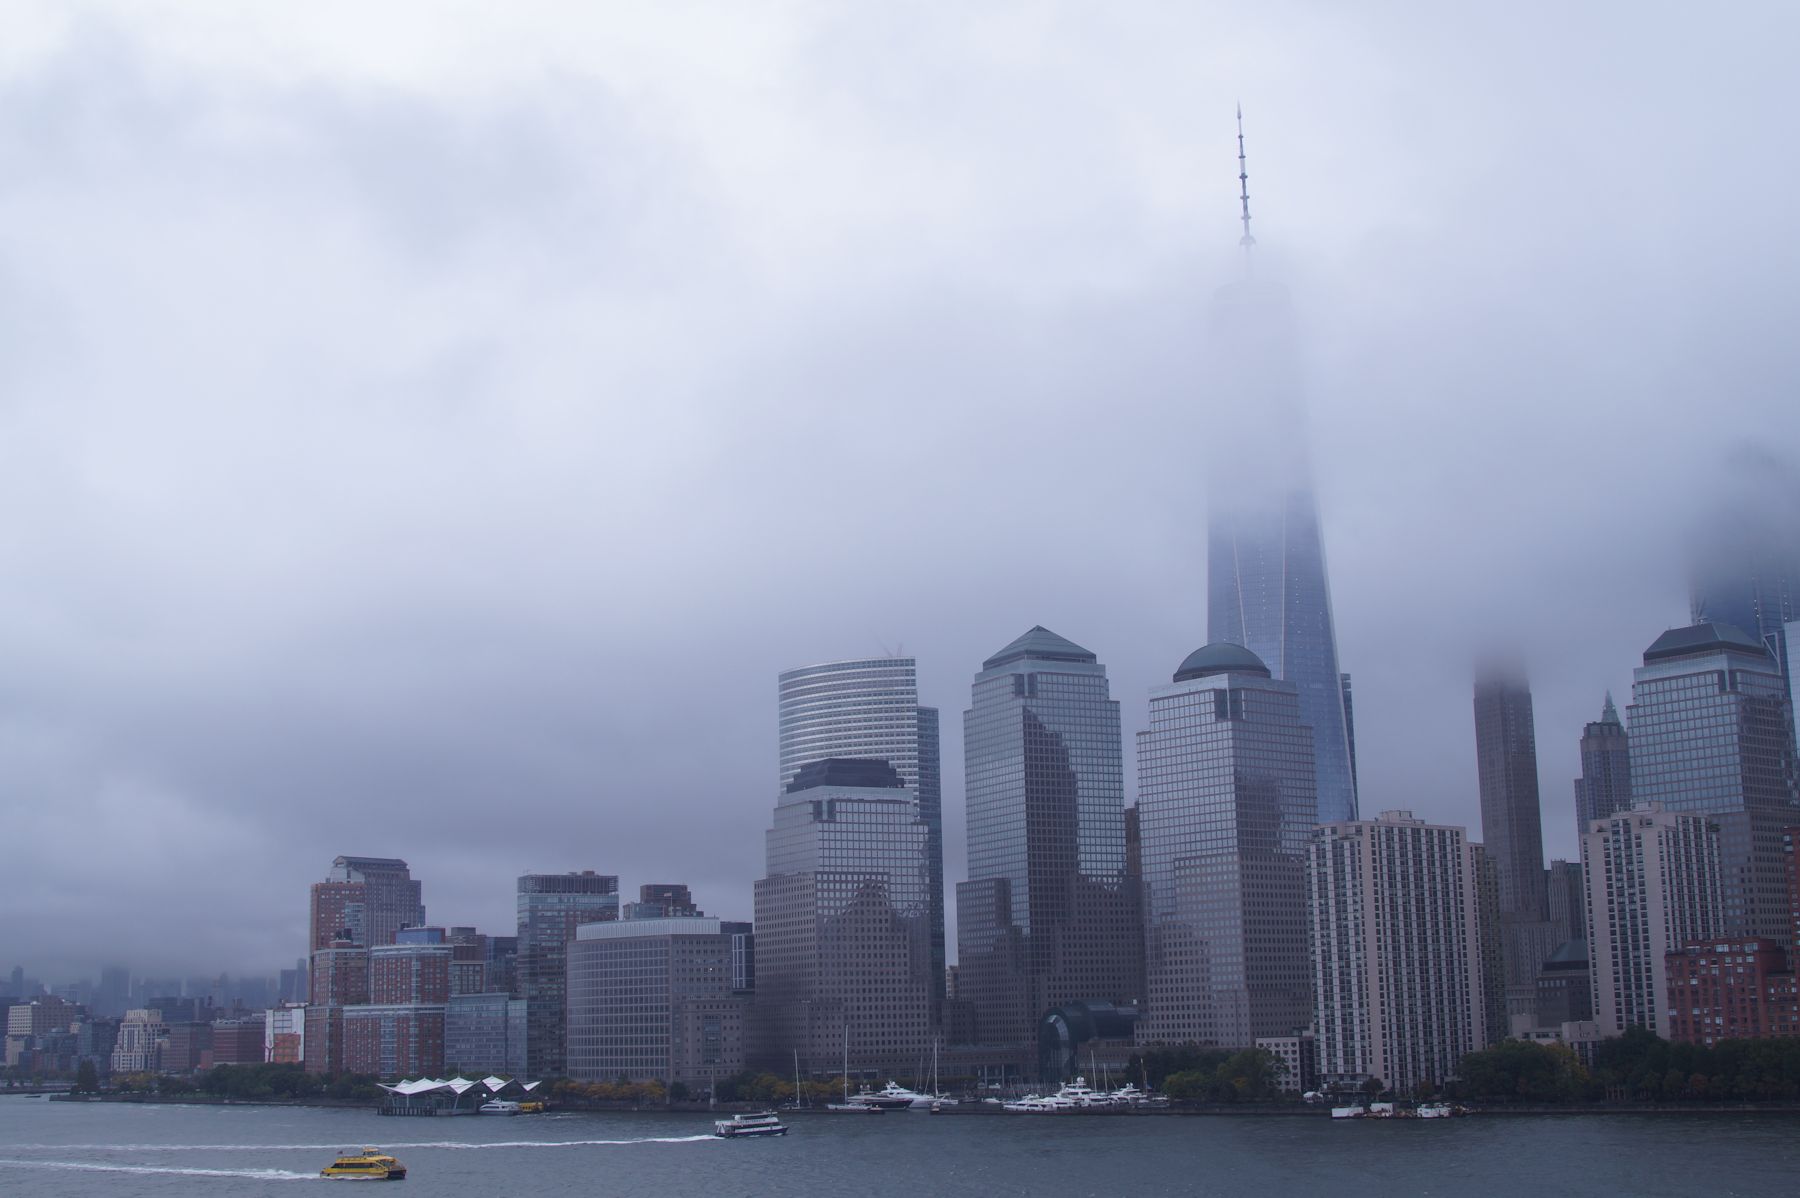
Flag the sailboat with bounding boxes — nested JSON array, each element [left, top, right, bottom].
[[826, 1026, 884, 1113]]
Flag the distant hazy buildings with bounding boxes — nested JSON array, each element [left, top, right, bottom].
[[1581, 805, 1723, 1039], [1137, 643, 1314, 1048], [567, 915, 748, 1091], [1627, 623, 1798, 941], [956, 628, 1141, 1055], [1308, 811, 1487, 1094], [751, 758, 931, 1076], [517, 871, 619, 1079], [1574, 695, 1634, 839], [779, 657, 945, 1010]]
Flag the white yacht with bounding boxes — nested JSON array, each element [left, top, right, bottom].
[[478, 1099, 521, 1115], [1051, 1077, 1113, 1107]]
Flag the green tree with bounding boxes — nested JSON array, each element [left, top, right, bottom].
[[73, 1060, 100, 1094]]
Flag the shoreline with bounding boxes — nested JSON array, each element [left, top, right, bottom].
[[33, 1092, 1800, 1118]]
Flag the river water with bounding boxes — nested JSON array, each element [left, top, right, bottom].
[[2, 1097, 1796, 1196]]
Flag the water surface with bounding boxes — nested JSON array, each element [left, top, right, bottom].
[[2, 1097, 1794, 1196]]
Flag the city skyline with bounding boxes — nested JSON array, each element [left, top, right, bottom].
[[5, 4, 1800, 981]]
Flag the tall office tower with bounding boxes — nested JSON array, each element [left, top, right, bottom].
[[1308, 812, 1488, 1094], [1574, 694, 1634, 842], [1689, 446, 1800, 705], [517, 871, 619, 1078], [1203, 119, 1356, 826], [1546, 860, 1585, 946], [751, 758, 931, 1076], [1469, 846, 1508, 1047], [95, 966, 129, 1019], [1628, 623, 1800, 940], [308, 857, 425, 951], [955, 628, 1141, 1058], [1474, 667, 1548, 922], [1473, 667, 1559, 1030], [567, 915, 748, 1090], [1136, 643, 1314, 1048], [779, 658, 945, 1011], [1581, 805, 1723, 1038]]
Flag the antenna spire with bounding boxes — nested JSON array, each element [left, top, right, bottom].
[[1236, 104, 1255, 250]]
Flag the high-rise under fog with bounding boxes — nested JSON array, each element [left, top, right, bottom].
[[1203, 127, 1358, 826]]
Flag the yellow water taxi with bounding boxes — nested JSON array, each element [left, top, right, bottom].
[[320, 1148, 407, 1180]]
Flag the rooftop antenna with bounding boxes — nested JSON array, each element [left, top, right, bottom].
[[1236, 104, 1255, 252]]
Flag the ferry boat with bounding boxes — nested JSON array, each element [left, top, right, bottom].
[[713, 1111, 789, 1138], [320, 1148, 407, 1179], [478, 1099, 522, 1115]]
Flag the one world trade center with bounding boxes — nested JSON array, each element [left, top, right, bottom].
[[1205, 114, 1359, 824]]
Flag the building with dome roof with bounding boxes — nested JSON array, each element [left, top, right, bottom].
[[1136, 642, 1316, 1048]]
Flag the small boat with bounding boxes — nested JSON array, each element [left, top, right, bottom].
[[320, 1148, 407, 1180], [825, 1100, 886, 1113], [516, 1100, 547, 1114], [714, 1111, 788, 1138], [479, 1100, 521, 1115]]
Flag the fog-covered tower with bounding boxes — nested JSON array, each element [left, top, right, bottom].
[[1204, 116, 1358, 824]]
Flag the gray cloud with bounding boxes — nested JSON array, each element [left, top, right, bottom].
[[2, 2, 1798, 980]]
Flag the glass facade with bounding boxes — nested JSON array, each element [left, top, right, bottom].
[[1626, 625, 1799, 941], [955, 628, 1140, 1057], [516, 872, 619, 1078], [1137, 650, 1315, 1047], [445, 992, 527, 1076], [750, 763, 932, 1076], [778, 658, 945, 1010], [1208, 490, 1358, 825]]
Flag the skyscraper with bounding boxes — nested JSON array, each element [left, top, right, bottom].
[[566, 915, 747, 1090], [1472, 666, 1561, 1032], [1204, 122, 1357, 825], [1574, 694, 1633, 840], [1627, 623, 1799, 941], [779, 657, 945, 1010], [309, 857, 425, 951], [1136, 642, 1315, 1048], [517, 871, 619, 1078], [956, 627, 1141, 1057], [1581, 805, 1723, 1038], [1308, 812, 1488, 1094], [1473, 667, 1548, 923], [750, 758, 931, 1076], [1689, 445, 1800, 708]]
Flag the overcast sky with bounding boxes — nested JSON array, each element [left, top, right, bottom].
[[4, 1, 1798, 982]]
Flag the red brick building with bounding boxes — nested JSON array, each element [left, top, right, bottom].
[[1666, 938, 1800, 1046]]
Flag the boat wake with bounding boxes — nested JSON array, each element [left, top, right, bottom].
[[6, 1135, 719, 1152], [0, 1157, 316, 1180]]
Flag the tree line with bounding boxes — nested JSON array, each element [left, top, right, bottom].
[[1451, 1028, 1800, 1104]]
